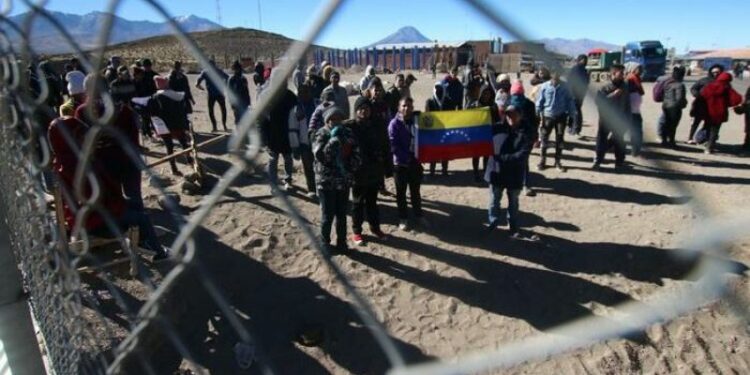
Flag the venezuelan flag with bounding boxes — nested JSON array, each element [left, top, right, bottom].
[[416, 107, 494, 163]]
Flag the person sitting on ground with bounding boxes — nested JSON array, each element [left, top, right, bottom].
[[146, 76, 194, 176], [346, 96, 389, 246], [260, 69, 299, 191], [168, 61, 195, 115], [321, 71, 350, 118], [661, 65, 688, 148], [313, 106, 361, 254], [196, 60, 230, 132], [389, 97, 426, 231], [509, 80, 538, 197], [536, 70, 577, 172], [700, 72, 743, 154], [359, 65, 377, 96], [592, 64, 630, 170], [425, 81, 454, 176], [484, 104, 531, 239]]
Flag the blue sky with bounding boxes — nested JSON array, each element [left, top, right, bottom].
[[9, 0, 746, 51]]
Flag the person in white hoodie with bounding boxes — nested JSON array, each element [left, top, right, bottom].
[[359, 65, 377, 95]]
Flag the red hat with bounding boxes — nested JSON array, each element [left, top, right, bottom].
[[510, 80, 524, 95]]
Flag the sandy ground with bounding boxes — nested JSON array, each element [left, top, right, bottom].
[[97, 70, 750, 374]]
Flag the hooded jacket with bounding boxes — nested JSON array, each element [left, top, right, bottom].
[[345, 115, 388, 186], [260, 70, 299, 154], [700, 72, 743, 125], [484, 120, 531, 189], [359, 65, 376, 93]]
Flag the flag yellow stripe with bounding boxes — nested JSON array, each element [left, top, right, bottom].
[[418, 107, 493, 130]]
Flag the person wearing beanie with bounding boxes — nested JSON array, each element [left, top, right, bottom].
[[388, 97, 426, 230], [346, 96, 389, 245], [535, 70, 577, 172], [260, 68, 299, 191], [167, 60, 195, 114], [566, 54, 590, 137], [700, 71, 743, 154], [425, 81, 455, 176], [320, 70, 350, 118], [226, 60, 250, 127], [59, 71, 86, 117], [509, 80, 538, 197], [196, 59, 230, 132], [313, 106, 361, 254]]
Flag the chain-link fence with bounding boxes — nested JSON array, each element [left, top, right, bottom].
[[0, 0, 748, 374]]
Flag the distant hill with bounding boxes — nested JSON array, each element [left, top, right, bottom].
[[4, 11, 223, 54], [537, 38, 620, 57], [53, 28, 326, 73], [369, 26, 431, 46]]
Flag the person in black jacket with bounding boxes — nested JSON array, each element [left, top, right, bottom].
[[346, 97, 389, 245], [227, 60, 251, 125], [566, 54, 590, 136], [593, 64, 630, 170], [196, 60, 230, 131], [425, 82, 455, 175], [260, 69, 298, 190], [485, 104, 531, 238], [168, 61, 195, 115], [148, 76, 194, 175], [687, 64, 723, 144]]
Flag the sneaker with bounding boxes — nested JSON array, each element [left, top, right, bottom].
[[535, 163, 546, 171], [352, 234, 365, 246], [686, 140, 697, 145], [509, 232, 523, 240], [305, 190, 317, 199], [335, 242, 351, 255], [591, 161, 601, 170], [398, 220, 409, 231], [554, 163, 567, 172], [282, 182, 293, 191], [371, 228, 388, 240], [523, 187, 536, 197]]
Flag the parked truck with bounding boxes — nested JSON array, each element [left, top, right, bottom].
[[622, 40, 667, 81], [585, 48, 622, 82]]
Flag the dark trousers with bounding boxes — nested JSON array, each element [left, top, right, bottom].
[[394, 164, 423, 220], [300, 145, 316, 192], [162, 133, 193, 172], [630, 113, 644, 155], [595, 123, 626, 165], [208, 95, 227, 130], [429, 160, 449, 175], [471, 157, 487, 178], [689, 117, 703, 141], [351, 183, 380, 234], [121, 170, 162, 252], [704, 121, 722, 152], [568, 97, 584, 134], [232, 106, 248, 125], [540, 115, 567, 165], [662, 107, 683, 145], [522, 155, 531, 188], [318, 188, 349, 246]]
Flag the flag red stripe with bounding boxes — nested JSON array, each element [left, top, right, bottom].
[[418, 142, 493, 163]]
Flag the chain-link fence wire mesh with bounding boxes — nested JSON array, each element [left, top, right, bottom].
[[0, 0, 748, 374]]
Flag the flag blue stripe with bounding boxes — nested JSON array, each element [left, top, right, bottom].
[[419, 125, 493, 146]]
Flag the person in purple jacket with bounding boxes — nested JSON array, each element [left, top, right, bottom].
[[388, 97, 425, 231]]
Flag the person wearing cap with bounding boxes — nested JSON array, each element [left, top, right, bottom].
[[687, 64, 724, 144], [197, 60, 230, 132], [168, 61, 195, 115], [509, 80, 538, 197], [592, 64, 630, 169], [484, 104, 532, 239], [425, 81, 455, 176], [566, 54, 590, 137], [321, 71, 350, 118], [110, 65, 136, 106], [59, 71, 86, 117], [535, 70, 577, 172], [260, 69, 299, 190], [227, 60, 251, 126], [346, 96, 389, 245], [389, 97, 426, 230], [313, 106, 361, 253]]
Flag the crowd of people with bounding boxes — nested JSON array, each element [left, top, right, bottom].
[[28, 52, 750, 259]]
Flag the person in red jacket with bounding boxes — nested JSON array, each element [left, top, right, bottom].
[[699, 72, 743, 154]]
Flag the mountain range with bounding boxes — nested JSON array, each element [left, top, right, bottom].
[[4, 11, 223, 54], [368, 26, 432, 46]]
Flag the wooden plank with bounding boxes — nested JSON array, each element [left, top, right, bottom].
[[146, 133, 229, 169]]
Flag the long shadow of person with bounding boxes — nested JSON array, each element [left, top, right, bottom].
[[532, 174, 690, 205], [115, 226, 430, 374], [348, 235, 632, 332]]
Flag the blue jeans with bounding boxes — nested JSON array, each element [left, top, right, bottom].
[[488, 185, 521, 233], [318, 188, 349, 246], [121, 171, 162, 252], [267, 151, 293, 185], [630, 113, 643, 155]]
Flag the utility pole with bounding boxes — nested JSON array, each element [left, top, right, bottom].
[[257, 0, 263, 30], [215, 0, 222, 26]]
